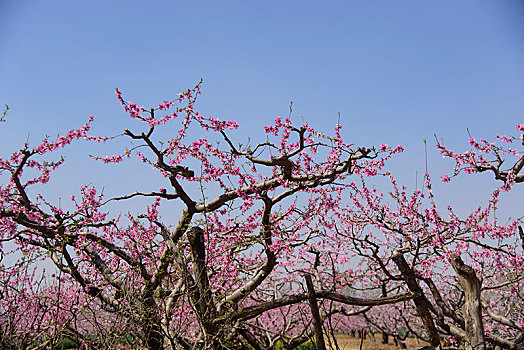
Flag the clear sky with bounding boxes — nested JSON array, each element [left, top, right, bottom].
[[1, 0, 523, 218]]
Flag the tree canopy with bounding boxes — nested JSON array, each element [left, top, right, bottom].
[[1, 85, 523, 350]]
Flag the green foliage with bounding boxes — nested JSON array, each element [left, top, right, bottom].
[[1, 104, 8, 122], [53, 338, 76, 350], [294, 341, 316, 350], [397, 327, 407, 338], [273, 339, 317, 350]]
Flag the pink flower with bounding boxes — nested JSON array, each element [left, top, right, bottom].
[[394, 145, 404, 153], [441, 174, 451, 182]]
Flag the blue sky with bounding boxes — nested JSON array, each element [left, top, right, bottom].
[[1, 0, 523, 218]]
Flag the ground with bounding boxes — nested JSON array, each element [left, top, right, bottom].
[[328, 334, 429, 350]]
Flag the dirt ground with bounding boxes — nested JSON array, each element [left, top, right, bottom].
[[327, 334, 429, 350]]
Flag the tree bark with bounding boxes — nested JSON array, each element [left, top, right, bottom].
[[449, 254, 485, 350], [381, 282, 389, 344], [305, 274, 327, 350], [188, 226, 222, 349], [391, 251, 441, 348], [144, 322, 163, 350], [232, 290, 413, 322]]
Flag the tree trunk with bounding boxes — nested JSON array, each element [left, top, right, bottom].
[[392, 251, 441, 348], [381, 283, 389, 344], [382, 332, 389, 344], [305, 274, 327, 350], [449, 254, 485, 350], [188, 226, 224, 349], [144, 321, 163, 350]]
